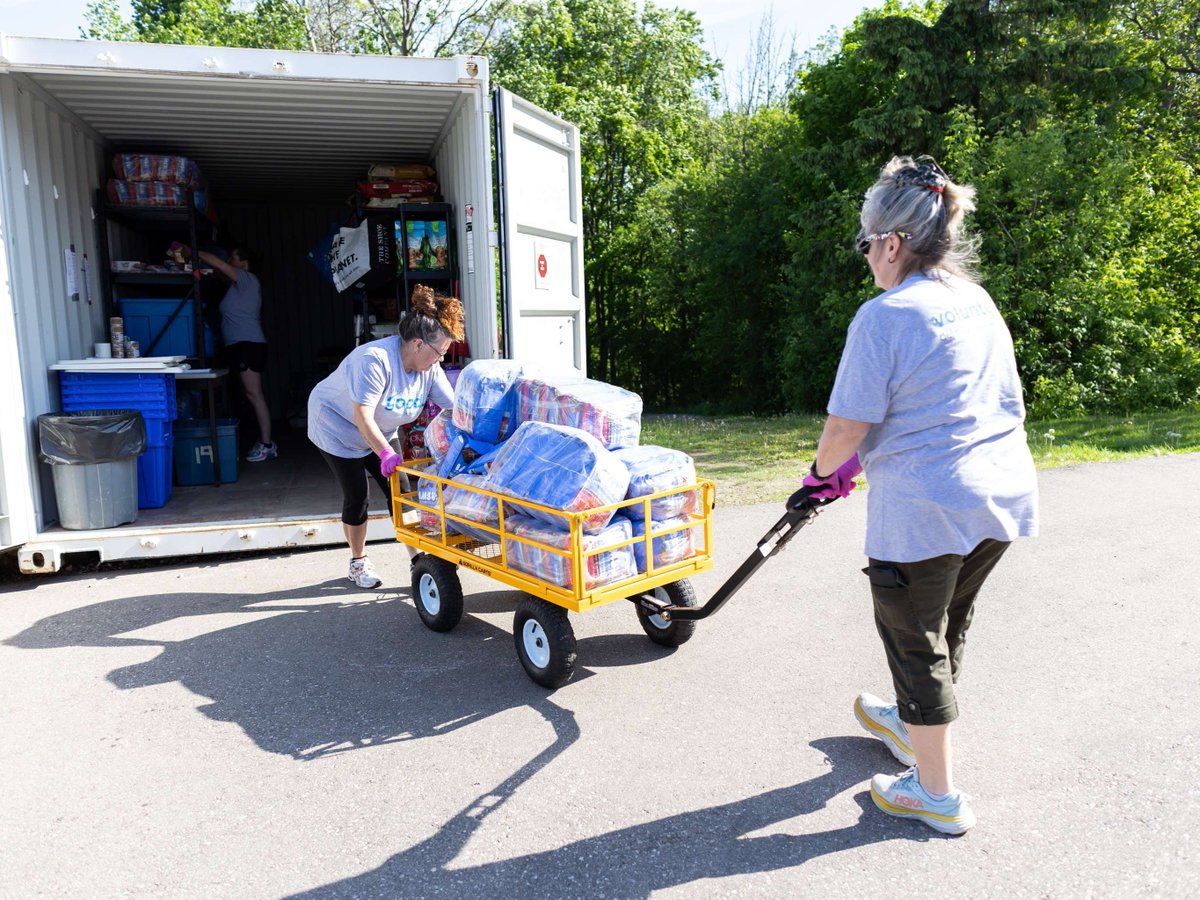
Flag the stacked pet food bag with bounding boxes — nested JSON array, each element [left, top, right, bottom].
[[107, 153, 216, 222], [413, 361, 703, 591]]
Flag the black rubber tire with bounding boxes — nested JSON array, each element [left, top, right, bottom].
[[637, 579, 698, 647], [513, 595, 577, 688], [411, 554, 464, 633]]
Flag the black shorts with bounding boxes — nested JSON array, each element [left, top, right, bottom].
[[227, 341, 268, 373], [866, 539, 1010, 727]]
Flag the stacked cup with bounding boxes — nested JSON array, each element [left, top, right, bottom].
[[109, 317, 125, 358]]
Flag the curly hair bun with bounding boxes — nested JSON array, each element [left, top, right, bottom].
[[437, 295, 466, 342], [410, 284, 437, 316]]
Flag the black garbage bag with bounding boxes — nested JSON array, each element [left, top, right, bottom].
[[38, 410, 147, 465]]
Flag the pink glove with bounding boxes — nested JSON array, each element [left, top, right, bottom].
[[791, 453, 862, 506], [379, 447, 402, 478]]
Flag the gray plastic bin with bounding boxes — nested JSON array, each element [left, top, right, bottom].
[[39, 410, 147, 530]]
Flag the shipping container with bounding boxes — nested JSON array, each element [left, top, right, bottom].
[[0, 35, 586, 573]]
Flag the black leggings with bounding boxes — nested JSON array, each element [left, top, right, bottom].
[[318, 447, 395, 526]]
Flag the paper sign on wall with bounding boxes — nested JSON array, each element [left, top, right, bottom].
[[465, 203, 475, 275], [65, 245, 79, 302]]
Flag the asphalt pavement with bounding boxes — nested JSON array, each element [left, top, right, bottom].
[[1, 453, 1197, 898]]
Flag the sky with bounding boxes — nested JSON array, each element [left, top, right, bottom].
[[0, 0, 870, 71]]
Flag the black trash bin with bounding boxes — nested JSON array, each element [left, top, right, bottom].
[[38, 410, 147, 530]]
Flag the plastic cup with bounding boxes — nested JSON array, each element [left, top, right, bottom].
[[94, 342, 112, 358]]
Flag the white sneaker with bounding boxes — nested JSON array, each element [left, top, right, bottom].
[[348, 556, 382, 589], [854, 692, 916, 766], [870, 767, 976, 835]]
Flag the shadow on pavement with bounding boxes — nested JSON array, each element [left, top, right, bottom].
[[6, 582, 923, 894], [5, 582, 593, 760], [290, 736, 918, 898]]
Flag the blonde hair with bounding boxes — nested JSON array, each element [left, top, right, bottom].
[[859, 155, 980, 283], [400, 284, 465, 343]]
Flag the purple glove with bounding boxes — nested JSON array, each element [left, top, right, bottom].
[[790, 454, 862, 506], [379, 447, 402, 478]]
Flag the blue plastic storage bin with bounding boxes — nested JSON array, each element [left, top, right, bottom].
[[173, 418, 239, 485], [60, 372, 177, 420], [138, 438, 174, 508], [116, 297, 197, 358]]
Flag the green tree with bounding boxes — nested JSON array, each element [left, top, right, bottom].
[[488, 0, 719, 385], [82, 0, 510, 56], [83, 0, 308, 48]]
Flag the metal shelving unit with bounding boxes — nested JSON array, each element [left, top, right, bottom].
[[96, 188, 212, 365]]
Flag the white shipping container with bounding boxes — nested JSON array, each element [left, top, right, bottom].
[[0, 35, 586, 573]]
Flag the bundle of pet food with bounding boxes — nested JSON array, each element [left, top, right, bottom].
[[626, 516, 702, 574], [422, 409, 456, 466], [503, 516, 637, 591], [450, 359, 528, 442], [416, 466, 442, 531], [441, 473, 501, 543], [358, 163, 440, 207], [610, 445, 702, 572], [611, 446, 698, 521], [482, 421, 631, 534], [113, 153, 202, 186], [411, 360, 700, 587], [107, 153, 213, 217], [513, 373, 642, 449]]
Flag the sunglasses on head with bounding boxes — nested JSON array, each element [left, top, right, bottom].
[[856, 231, 913, 255]]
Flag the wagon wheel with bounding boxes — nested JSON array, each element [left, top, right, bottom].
[[637, 579, 698, 647], [411, 554, 464, 632], [513, 595, 577, 688]]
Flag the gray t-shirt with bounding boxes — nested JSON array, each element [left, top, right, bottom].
[[219, 269, 266, 345], [828, 270, 1038, 562], [307, 336, 455, 458]]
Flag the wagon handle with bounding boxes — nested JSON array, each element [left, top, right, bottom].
[[637, 490, 826, 623]]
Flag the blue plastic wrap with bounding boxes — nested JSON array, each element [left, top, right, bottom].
[[483, 421, 630, 534], [627, 515, 702, 573], [613, 445, 698, 522], [451, 360, 534, 442], [503, 515, 636, 590], [513, 373, 642, 449]]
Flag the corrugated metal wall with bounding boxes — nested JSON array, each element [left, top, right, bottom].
[[435, 87, 498, 361], [0, 74, 107, 537]]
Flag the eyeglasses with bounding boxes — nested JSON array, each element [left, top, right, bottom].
[[856, 231, 913, 255], [422, 339, 451, 361]]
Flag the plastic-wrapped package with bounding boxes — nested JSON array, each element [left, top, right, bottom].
[[443, 473, 501, 542], [402, 400, 444, 461], [108, 180, 187, 207], [613, 445, 698, 522], [513, 373, 642, 449], [423, 408, 458, 467], [113, 154, 202, 186], [628, 515, 702, 573], [503, 515, 636, 590], [451, 360, 534, 441], [484, 421, 630, 534], [416, 465, 442, 531]]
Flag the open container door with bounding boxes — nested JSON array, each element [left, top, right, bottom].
[[493, 88, 586, 374]]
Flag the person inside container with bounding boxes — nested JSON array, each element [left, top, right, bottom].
[[308, 285, 464, 589], [197, 246, 276, 462], [793, 156, 1038, 835]]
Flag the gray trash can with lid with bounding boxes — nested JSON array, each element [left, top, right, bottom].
[[38, 409, 147, 530]]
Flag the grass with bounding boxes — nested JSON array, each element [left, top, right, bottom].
[[642, 407, 1200, 508]]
